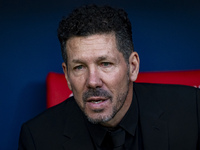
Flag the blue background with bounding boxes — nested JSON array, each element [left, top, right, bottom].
[[0, 0, 200, 149]]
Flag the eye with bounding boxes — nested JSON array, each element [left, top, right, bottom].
[[101, 62, 112, 67], [74, 65, 84, 70]]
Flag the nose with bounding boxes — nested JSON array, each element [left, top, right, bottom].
[[86, 67, 103, 89]]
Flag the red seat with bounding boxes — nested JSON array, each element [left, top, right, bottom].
[[46, 70, 200, 108]]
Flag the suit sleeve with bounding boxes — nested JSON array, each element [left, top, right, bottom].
[[18, 123, 35, 150], [197, 88, 200, 149]]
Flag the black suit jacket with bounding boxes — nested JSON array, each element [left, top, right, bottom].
[[18, 83, 200, 150]]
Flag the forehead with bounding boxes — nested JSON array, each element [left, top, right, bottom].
[[66, 34, 120, 59]]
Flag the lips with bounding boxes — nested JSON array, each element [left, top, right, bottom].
[[87, 97, 107, 103], [90, 100, 104, 104], [86, 97, 110, 109]]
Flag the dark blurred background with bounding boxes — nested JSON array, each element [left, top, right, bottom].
[[0, 0, 199, 149]]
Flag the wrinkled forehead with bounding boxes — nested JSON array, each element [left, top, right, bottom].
[[65, 34, 124, 64]]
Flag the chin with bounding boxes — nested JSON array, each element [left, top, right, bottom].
[[85, 110, 115, 124]]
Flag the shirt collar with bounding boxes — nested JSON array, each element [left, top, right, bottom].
[[119, 92, 138, 136], [85, 119, 107, 146]]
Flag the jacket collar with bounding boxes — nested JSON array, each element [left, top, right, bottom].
[[62, 98, 94, 150], [133, 83, 168, 150]]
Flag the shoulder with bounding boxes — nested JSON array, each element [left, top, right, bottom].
[[23, 97, 78, 130], [133, 82, 198, 96], [19, 97, 84, 149], [133, 82, 200, 109], [134, 83, 200, 148]]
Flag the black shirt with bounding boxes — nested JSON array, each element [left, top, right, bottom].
[[85, 93, 142, 150]]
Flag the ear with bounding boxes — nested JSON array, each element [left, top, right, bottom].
[[62, 62, 72, 90], [129, 52, 140, 82]]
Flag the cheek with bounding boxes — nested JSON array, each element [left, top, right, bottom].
[[104, 70, 129, 95], [69, 76, 86, 98], [70, 82, 85, 109], [109, 68, 128, 85]]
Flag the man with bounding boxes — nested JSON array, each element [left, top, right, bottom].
[[19, 5, 200, 150]]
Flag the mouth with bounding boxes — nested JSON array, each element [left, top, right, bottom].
[[88, 99, 106, 104], [87, 97, 108, 103], [86, 97, 110, 109]]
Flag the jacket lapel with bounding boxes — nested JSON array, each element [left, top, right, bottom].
[[139, 110, 168, 150], [62, 99, 94, 150], [134, 83, 169, 150]]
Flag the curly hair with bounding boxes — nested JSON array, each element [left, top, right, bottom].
[[57, 5, 134, 65]]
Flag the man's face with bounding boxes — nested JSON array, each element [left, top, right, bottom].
[[62, 34, 138, 126]]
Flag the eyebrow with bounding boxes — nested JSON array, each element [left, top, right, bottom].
[[71, 54, 119, 67], [72, 59, 83, 64], [96, 56, 108, 62], [72, 56, 110, 63]]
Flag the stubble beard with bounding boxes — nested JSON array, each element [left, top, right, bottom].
[[83, 79, 130, 124], [86, 89, 129, 124]]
